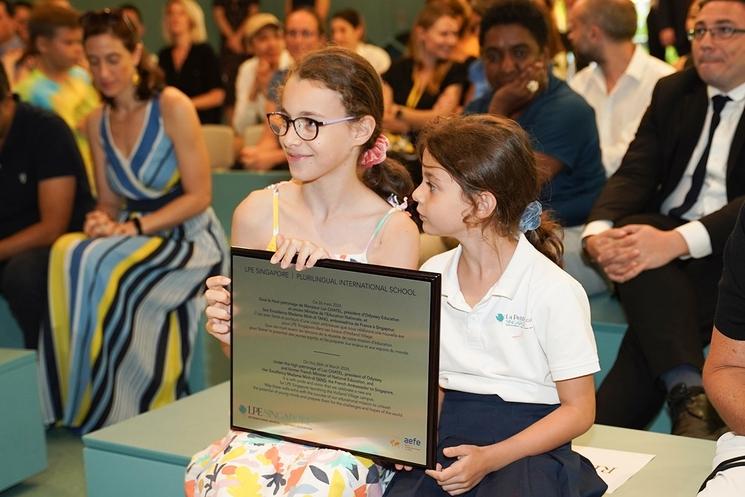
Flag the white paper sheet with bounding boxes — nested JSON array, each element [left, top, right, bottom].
[[573, 445, 656, 494]]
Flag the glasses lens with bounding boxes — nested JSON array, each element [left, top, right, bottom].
[[267, 114, 289, 136], [295, 118, 318, 140], [716, 26, 733, 38]]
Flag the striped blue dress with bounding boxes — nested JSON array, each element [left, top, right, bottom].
[[40, 97, 228, 434]]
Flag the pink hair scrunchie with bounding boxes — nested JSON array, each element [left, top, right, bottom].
[[361, 134, 389, 169]]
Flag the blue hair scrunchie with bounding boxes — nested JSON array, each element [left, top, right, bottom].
[[519, 200, 542, 233]]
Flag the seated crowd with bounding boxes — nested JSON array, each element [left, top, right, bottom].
[[1, 0, 744, 496]]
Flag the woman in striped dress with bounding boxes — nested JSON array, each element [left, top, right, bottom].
[[40, 9, 228, 434]]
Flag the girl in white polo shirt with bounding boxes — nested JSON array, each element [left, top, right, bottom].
[[384, 114, 607, 497]]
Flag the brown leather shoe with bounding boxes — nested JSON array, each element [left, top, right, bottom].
[[668, 384, 728, 440]]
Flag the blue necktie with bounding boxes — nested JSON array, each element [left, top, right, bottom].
[[669, 94, 731, 218]]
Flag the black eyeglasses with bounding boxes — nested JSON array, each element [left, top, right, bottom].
[[80, 8, 136, 37], [266, 112, 357, 141], [687, 25, 745, 41]]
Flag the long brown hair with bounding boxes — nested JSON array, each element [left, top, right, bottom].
[[410, 1, 464, 95], [418, 114, 564, 266], [286, 47, 414, 203], [81, 8, 164, 106]]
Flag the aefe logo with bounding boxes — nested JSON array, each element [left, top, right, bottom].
[[403, 437, 422, 447], [390, 436, 423, 450]]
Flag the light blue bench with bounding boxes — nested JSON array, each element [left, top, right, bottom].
[[83, 381, 713, 497], [83, 382, 230, 497], [588, 293, 672, 434], [0, 348, 47, 491]]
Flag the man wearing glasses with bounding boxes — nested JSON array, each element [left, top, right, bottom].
[[582, 0, 745, 440]]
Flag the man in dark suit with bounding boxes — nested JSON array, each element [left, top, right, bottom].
[[583, 0, 745, 439]]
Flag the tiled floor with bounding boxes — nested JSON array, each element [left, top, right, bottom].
[[1, 429, 84, 497]]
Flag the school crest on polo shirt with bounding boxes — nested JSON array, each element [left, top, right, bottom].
[[496, 312, 533, 330]]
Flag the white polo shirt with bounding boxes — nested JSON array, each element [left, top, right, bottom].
[[422, 235, 600, 405]]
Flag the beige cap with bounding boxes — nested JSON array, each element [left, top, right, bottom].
[[243, 13, 281, 41]]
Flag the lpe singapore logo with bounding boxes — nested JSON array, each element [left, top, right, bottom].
[[238, 404, 310, 425], [390, 436, 423, 451]]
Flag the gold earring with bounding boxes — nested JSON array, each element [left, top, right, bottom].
[[132, 71, 141, 87]]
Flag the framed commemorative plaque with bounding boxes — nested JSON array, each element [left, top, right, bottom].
[[230, 248, 441, 468]]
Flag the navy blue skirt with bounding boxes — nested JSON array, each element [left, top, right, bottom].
[[384, 390, 607, 497]]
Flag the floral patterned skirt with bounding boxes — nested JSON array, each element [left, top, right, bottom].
[[185, 431, 394, 497]]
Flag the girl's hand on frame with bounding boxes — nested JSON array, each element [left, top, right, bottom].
[[204, 275, 232, 345], [84, 210, 116, 238], [270, 235, 329, 271], [425, 445, 495, 496]]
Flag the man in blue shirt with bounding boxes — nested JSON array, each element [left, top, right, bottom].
[[466, 0, 606, 294]]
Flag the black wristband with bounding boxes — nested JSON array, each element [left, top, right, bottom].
[[131, 217, 143, 235]]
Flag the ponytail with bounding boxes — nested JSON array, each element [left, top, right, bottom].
[[361, 157, 414, 206], [524, 211, 564, 267]]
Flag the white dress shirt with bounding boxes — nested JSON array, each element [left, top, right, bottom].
[[569, 46, 674, 176], [583, 80, 745, 259]]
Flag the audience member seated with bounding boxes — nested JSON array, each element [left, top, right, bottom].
[[0, 1, 21, 57], [237, 7, 324, 170], [566, 0, 674, 294], [582, 0, 745, 440], [232, 13, 289, 136], [0, 64, 93, 350], [330, 8, 391, 74], [452, 0, 480, 63], [569, 0, 674, 177], [211, 0, 258, 123], [0, 0, 31, 85], [12, 1, 30, 44], [466, 0, 605, 293], [382, 0, 469, 161], [465, 0, 495, 104], [700, 203, 745, 496], [655, 0, 694, 61], [16, 4, 99, 189], [673, 0, 703, 71], [40, 9, 228, 434], [158, 0, 224, 124], [285, 0, 329, 20]]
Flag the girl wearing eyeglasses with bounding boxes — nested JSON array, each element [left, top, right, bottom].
[[186, 47, 420, 497]]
